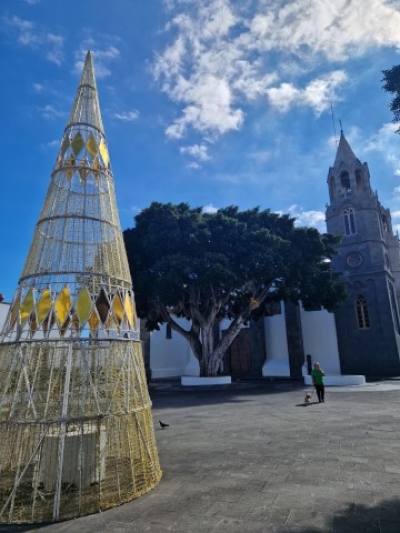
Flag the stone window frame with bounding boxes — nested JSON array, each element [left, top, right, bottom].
[[355, 294, 370, 330], [342, 206, 356, 235]]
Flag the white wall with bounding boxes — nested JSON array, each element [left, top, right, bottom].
[[299, 304, 341, 375], [262, 302, 290, 377], [148, 304, 342, 379], [150, 320, 192, 378]]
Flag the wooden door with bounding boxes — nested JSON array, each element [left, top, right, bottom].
[[229, 329, 251, 375]]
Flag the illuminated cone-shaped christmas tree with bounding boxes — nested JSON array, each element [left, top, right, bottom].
[[0, 51, 161, 523]]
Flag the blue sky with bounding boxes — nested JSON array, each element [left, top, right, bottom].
[[1, 0, 400, 301]]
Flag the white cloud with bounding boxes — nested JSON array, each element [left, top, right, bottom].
[[180, 143, 210, 161], [202, 204, 218, 213], [127, 205, 143, 217], [266, 71, 347, 114], [285, 204, 326, 231], [113, 110, 140, 122], [186, 161, 202, 170], [165, 75, 244, 138], [248, 0, 400, 61], [47, 140, 59, 147], [45, 33, 64, 65], [40, 105, 65, 119], [94, 46, 120, 60], [33, 83, 44, 92], [364, 123, 400, 177], [40, 139, 60, 152], [3, 16, 64, 64], [153, 0, 400, 139]]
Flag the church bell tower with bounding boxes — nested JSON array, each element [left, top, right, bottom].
[[326, 130, 400, 377]]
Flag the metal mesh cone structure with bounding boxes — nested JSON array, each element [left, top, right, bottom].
[[0, 51, 161, 523]]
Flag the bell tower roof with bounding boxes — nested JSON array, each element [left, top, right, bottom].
[[333, 131, 358, 169]]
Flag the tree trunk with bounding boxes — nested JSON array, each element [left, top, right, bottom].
[[166, 308, 247, 378], [208, 316, 245, 375], [200, 322, 215, 376]]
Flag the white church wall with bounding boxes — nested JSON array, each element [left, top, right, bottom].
[[299, 305, 341, 375], [262, 303, 290, 377], [150, 319, 192, 378]]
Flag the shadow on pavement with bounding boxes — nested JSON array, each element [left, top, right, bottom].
[[279, 496, 400, 532], [149, 379, 307, 410]]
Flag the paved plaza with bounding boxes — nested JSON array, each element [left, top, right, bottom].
[[4, 379, 400, 533]]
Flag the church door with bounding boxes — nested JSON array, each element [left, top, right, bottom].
[[228, 329, 251, 375]]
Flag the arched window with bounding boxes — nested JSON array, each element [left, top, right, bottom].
[[340, 171, 351, 192], [355, 169, 362, 191], [355, 295, 370, 330], [342, 207, 356, 235], [388, 282, 400, 335], [381, 215, 388, 232]]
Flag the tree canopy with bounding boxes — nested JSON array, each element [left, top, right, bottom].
[[124, 202, 346, 376], [382, 65, 400, 130]]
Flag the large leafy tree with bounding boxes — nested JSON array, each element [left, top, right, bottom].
[[382, 65, 400, 131], [124, 203, 346, 377]]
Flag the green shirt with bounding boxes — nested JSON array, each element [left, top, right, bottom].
[[311, 368, 325, 386]]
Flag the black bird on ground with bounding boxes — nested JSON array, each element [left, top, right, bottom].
[[159, 420, 169, 429]]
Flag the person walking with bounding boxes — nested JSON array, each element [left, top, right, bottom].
[[311, 362, 325, 403]]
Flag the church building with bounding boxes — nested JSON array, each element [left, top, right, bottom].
[[326, 130, 400, 377], [141, 130, 400, 380], [2, 131, 400, 381]]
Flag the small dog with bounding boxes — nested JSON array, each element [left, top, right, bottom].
[[304, 392, 312, 405]]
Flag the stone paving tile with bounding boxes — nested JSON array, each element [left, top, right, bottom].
[[237, 490, 278, 508], [312, 496, 348, 514], [212, 516, 281, 533], [247, 507, 291, 523], [206, 500, 252, 519], [286, 508, 332, 529], [206, 488, 244, 503], [174, 514, 220, 533], [273, 494, 316, 510]]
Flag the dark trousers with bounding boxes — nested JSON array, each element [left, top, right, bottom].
[[315, 385, 325, 402]]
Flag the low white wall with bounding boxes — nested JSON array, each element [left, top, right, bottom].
[[262, 303, 290, 377], [299, 305, 341, 375]]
